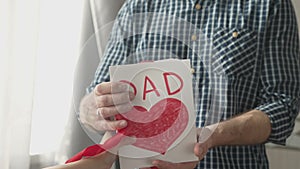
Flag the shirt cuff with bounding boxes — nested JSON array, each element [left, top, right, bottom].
[[255, 100, 299, 145]]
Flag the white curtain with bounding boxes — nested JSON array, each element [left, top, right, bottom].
[[0, 0, 39, 168], [0, 0, 84, 168]]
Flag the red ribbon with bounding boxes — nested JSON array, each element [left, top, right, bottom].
[[65, 137, 158, 169], [65, 144, 105, 163], [65, 133, 124, 163]]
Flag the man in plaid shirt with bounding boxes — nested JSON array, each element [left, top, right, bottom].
[[79, 0, 300, 168]]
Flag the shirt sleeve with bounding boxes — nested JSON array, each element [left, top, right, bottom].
[[86, 2, 132, 93], [255, 0, 300, 145]]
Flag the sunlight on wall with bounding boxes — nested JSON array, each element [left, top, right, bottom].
[[30, 0, 84, 155]]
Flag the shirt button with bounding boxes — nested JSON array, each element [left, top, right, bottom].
[[190, 68, 195, 74], [191, 34, 197, 41], [195, 4, 201, 10], [232, 31, 239, 38]]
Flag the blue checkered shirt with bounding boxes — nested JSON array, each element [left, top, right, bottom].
[[88, 0, 300, 168]]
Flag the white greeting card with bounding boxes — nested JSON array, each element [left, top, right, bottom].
[[109, 59, 198, 169]]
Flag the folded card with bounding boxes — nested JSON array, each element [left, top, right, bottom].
[[109, 59, 198, 169]]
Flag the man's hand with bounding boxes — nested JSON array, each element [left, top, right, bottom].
[[79, 82, 134, 131], [147, 127, 214, 169], [194, 126, 214, 160]]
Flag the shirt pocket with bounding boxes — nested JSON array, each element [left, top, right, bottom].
[[212, 27, 258, 78]]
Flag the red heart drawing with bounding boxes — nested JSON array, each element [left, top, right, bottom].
[[65, 98, 189, 163], [115, 98, 189, 154]]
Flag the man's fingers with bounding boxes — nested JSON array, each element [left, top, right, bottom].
[[89, 82, 135, 132], [97, 103, 133, 118], [194, 143, 208, 160], [95, 92, 135, 107], [194, 127, 214, 160], [94, 120, 127, 131], [194, 143, 202, 157], [94, 82, 129, 95]]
